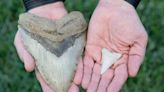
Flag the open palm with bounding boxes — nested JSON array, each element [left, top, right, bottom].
[[80, 0, 148, 92]]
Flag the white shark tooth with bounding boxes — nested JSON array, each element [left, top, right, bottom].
[[18, 11, 87, 92], [101, 48, 122, 74]]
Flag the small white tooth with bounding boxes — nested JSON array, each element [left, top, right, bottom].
[[101, 48, 122, 74]]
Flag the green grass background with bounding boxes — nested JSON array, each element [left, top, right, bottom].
[[0, 0, 164, 92]]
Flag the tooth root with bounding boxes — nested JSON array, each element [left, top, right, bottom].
[[18, 11, 87, 42], [101, 48, 122, 74]]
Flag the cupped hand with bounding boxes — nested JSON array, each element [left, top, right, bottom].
[[14, 2, 80, 92], [79, 0, 148, 92]]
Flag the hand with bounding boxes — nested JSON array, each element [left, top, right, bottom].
[[79, 0, 148, 92], [14, 2, 80, 92]]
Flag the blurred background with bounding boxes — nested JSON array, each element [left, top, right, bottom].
[[0, 0, 164, 92]]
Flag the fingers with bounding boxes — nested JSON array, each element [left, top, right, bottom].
[[128, 54, 144, 77], [128, 31, 148, 77], [35, 70, 54, 92], [82, 56, 94, 89], [128, 38, 147, 77], [87, 64, 101, 92], [14, 30, 35, 72], [68, 83, 79, 92], [97, 69, 114, 92], [69, 59, 83, 92], [107, 64, 128, 92], [73, 59, 83, 85]]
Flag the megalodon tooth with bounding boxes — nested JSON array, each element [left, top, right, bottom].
[[18, 11, 87, 92]]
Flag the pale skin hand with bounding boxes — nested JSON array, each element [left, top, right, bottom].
[[14, 0, 148, 92], [14, 2, 80, 92], [74, 0, 148, 92]]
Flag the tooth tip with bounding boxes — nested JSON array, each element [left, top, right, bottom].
[[101, 70, 105, 74]]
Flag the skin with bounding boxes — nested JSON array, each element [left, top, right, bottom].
[[74, 0, 148, 92], [14, 0, 148, 92]]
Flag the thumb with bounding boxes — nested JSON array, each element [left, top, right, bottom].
[[128, 33, 148, 77]]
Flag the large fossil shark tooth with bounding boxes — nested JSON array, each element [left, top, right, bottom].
[[18, 11, 87, 92]]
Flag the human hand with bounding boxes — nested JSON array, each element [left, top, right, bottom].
[[14, 2, 80, 92], [79, 0, 148, 92]]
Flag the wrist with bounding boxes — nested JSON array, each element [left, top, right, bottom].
[[98, 0, 139, 9], [23, 0, 65, 11], [98, 0, 134, 12], [28, 2, 67, 20], [125, 0, 140, 8]]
